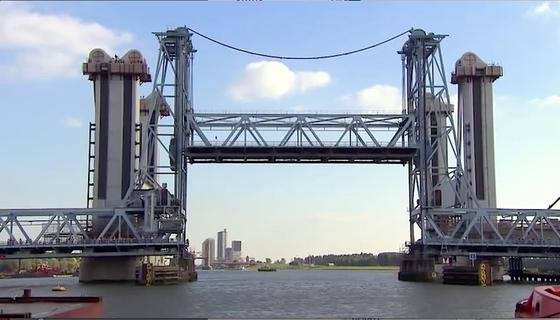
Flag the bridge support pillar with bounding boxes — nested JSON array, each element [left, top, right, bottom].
[[489, 257, 505, 283], [79, 257, 140, 282], [508, 257, 523, 282], [398, 254, 436, 282], [177, 255, 198, 282]]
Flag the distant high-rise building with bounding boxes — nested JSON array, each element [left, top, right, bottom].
[[225, 247, 233, 262], [217, 229, 227, 261], [232, 240, 241, 251], [201, 238, 215, 267], [232, 240, 242, 261]]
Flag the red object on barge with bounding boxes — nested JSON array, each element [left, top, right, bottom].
[[0, 288, 102, 318], [516, 286, 560, 318]]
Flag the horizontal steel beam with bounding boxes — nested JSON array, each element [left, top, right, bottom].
[[425, 207, 560, 215], [0, 249, 179, 259], [186, 146, 416, 164], [419, 245, 560, 258], [0, 208, 141, 217], [0, 239, 181, 249], [423, 240, 560, 248]]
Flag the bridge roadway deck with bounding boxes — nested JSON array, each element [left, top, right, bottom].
[[0, 239, 182, 259], [186, 146, 417, 164]]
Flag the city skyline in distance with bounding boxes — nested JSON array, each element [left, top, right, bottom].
[[201, 228, 248, 264]]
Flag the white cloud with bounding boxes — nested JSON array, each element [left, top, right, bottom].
[[341, 84, 402, 113], [63, 116, 83, 128], [228, 61, 331, 101], [527, 1, 559, 18], [356, 85, 401, 111], [296, 71, 331, 92], [0, 4, 133, 80], [530, 95, 560, 107]]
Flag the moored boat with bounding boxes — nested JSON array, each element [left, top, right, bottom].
[[515, 286, 560, 318], [257, 266, 276, 272], [0, 288, 102, 318]]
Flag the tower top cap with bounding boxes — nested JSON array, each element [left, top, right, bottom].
[[455, 52, 487, 69], [451, 51, 502, 83]]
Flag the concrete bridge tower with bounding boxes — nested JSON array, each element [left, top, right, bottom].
[[80, 48, 151, 282], [452, 53, 502, 208]]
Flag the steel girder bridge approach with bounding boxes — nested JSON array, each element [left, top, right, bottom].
[[1, 27, 559, 282]]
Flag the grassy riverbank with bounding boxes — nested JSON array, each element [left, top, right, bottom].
[[246, 264, 399, 271], [309, 265, 399, 271]]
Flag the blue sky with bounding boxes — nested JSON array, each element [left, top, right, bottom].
[[0, 1, 559, 260]]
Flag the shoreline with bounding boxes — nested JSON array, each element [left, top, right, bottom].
[[243, 265, 399, 271]]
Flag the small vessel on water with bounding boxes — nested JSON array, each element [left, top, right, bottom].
[[515, 286, 560, 318], [257, 265, 276, 272], [52, 285, 67, 292], [0, 288, 102, 318]]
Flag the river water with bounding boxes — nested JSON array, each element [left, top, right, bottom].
[[0, 270, 536, 318]]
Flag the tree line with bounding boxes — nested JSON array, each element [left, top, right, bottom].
[[0, 258, 80, 274], [289, 252, 403, 266]]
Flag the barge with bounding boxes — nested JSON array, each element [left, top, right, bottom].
[[516, 286, 560, 318], [0, 289, 102, 318]]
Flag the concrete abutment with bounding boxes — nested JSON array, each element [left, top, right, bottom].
[[79, 257, 140, 282]]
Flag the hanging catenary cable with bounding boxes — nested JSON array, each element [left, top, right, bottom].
[[187, 28, 413, 60]]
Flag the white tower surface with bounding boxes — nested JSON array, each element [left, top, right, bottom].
[[139, 91, 170, 186], [83, 49, 151, 210], [425, 93, 454, 208], [80, 49, 151, 282], [452, 52, 502, 208]]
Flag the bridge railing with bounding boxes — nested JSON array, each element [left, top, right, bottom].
[[1, 237, 180, 248], [421, 208, 560, 248], [188, 140, 402, 148]]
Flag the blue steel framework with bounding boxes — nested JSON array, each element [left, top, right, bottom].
[[0, 28, 559, 260]]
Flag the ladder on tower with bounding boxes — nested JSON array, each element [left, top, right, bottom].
[[86, 123, 96, 209], [135, 123, 142, 176]]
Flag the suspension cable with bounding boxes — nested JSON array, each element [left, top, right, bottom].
[[187, 28, 413, 60], [548, 195, 560, 209]]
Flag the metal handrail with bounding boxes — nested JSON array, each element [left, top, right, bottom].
[[188, 140, 411, 147]]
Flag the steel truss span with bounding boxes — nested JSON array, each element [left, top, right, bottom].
[[0, 208, 182, 259], [417, 208, 560, 257], [186, 113, 416, 164]]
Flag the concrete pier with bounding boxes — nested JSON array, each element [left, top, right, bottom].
[[79, 257, 140, 282], [490, 257, 506, 283], [398, 254, 436, 282]]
